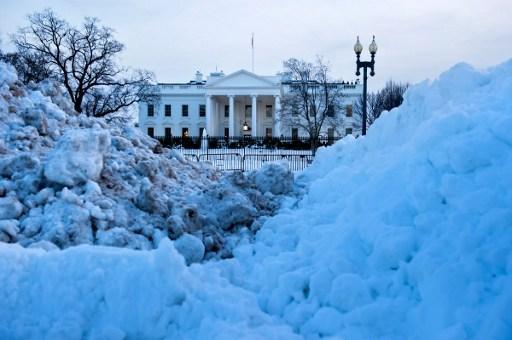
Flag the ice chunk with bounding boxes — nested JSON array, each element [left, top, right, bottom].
[[174, 233, 205, 264], [27, 240, 59, 251], [0, 196, 24, 220], [44, 128, 111, 186], [328, 273, 371, 312], [0, 219, 19, 242], [0, 153, 40, 178], [302, 307, 344, 336], [96, 227, 151, 250], [250, 161, 294, 195], [39, 200, 92, 247]]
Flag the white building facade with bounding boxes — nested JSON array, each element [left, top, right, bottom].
[[138, 69, 362, 138]]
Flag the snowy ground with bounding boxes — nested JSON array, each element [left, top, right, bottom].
[[1, 59, 512, 339]]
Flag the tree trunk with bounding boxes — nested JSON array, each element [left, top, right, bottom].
[[74, 96, 83, 114], [310, 137, 318, 156]]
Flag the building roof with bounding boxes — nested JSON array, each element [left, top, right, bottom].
[[156, 69, 360, 88], [206, 69, 279, 87]]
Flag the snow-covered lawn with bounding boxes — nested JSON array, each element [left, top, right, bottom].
[[1, 59, 512, 339]]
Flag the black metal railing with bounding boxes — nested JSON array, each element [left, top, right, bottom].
[[153, 135, 341, 171], [154, 135, 340, 150]]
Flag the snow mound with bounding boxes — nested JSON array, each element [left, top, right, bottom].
[[0, 61, 294, 256], [231, 60, 512, 338], [0, 240, 298, 339], [1, 59, 511, 338]]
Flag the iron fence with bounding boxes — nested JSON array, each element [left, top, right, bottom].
[[155, 135, 340, 150], [154, 135, 339, 171]]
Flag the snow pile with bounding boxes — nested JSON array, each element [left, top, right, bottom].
[[0, 61, 294, 258], [1, 59, 511, 339], [230, 60, 512, 338], [0, 240, 298, 339]]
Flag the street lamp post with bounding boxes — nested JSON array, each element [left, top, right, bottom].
[[354, 35, 378, 136]]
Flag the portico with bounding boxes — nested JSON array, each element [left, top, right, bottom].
[[205, 94, 281, 137], [205, 70, 282, 137]]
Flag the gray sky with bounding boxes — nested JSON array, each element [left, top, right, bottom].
[[1, 0, 511, 90]]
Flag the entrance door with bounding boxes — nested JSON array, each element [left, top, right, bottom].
[[245, 105, 251, 120], [243, 105, 252, 134]]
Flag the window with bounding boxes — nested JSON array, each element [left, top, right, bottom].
[[327, 128, 334, 141], [199, 127, 206, 137], [182, 127, 189, 137], [327, 104, 335, 117], [265, 128, 272, 137], [346, 105, 353, 117], [224, 105, 229, 117], [199, 104, 206, 117], [182, 105, 188, 117], [245, 105, 251, 120], [266, 105, 273, 118], [165, 104, 171, 116], [309, 104, 315, 117], [224, 127, 229, 138], [147, 104, 154, 117], [147, 127, 154, 137], [346, 127, 353, 135], [165, 127, 171, 138], [291, 128, 299, 140]]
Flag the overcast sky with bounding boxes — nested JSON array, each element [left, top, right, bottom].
[[1, 0, 511, 90]]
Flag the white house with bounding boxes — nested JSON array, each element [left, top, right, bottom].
[[138, 69, 362, 138]]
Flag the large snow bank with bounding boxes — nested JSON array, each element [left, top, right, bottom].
[[1, 59, 511, 338], [0, 240, 298, 339], [0, 61, 294, 257], [229, 60, 512, 338]]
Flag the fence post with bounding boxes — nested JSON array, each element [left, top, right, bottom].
[[242, 136, 245, 171]]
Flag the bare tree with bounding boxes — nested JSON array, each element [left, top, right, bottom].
[[12, 9, 155, 117], [352, 92, 383, 127], [279, 58, 345, 153], [354, 80, 408, 130]]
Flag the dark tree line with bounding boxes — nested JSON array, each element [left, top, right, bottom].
[[0, 9, 155, 118], [353, 80, 409, 129], [0, 48, 51, 83]]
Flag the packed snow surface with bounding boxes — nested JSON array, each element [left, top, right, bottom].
[[1, 59, 512, 339]]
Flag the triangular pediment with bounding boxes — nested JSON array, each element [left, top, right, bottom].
[[207, 69, 277, 88]]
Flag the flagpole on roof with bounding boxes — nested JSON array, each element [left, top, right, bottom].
[[251, 32, 254, 73]]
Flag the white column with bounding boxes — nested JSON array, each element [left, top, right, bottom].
[[228, 95, 235, 137], [206, 95, 212, 136], [274, 95, 281, 137], [251, 95, 258, 137], [214, 102, 219, 136]]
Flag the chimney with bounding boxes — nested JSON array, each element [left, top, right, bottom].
[[195, 71, 203, 82]]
